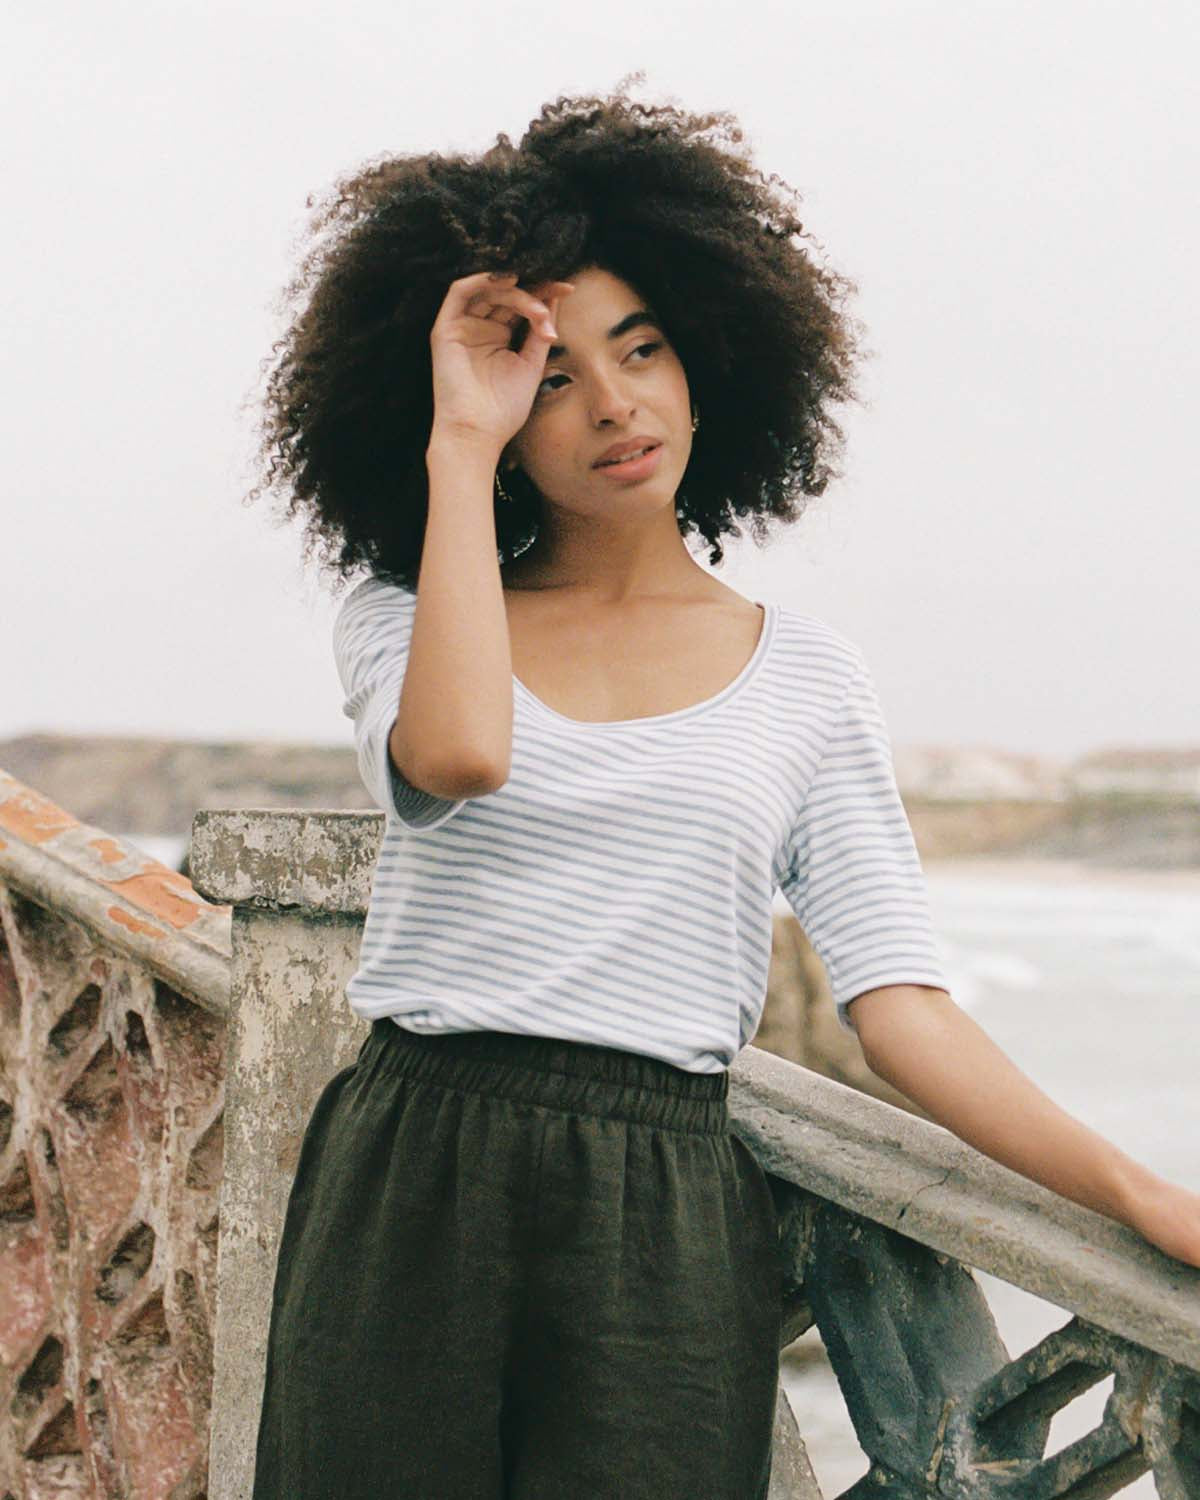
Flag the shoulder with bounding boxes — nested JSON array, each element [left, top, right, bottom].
[[770, 603, 867, 690], [333, 574, 417, 640]]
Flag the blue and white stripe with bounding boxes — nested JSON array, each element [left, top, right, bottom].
[[333, 576, 949, 1071]]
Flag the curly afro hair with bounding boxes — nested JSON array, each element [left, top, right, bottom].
[[242, 80, 868, 594]]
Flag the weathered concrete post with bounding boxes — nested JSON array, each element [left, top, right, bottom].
[[190, 806, 818, 1499], [189, 808, 383, 1500]]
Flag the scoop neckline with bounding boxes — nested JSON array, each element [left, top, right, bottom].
[[512, 600, 777, 729]]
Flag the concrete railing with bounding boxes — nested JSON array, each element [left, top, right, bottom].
[[187, 808, 1200, 1500], [0, 770, 230, 1497], [733, 1057, 1200, 1496], [3, 781, 1198, 1497]]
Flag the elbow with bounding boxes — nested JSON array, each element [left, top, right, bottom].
[[426, 757, 509, 798], [388, 717, 509, 800], [392, 738, 509, 799]]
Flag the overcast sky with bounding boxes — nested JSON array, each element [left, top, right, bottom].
[[5, 0, 1196, 760]]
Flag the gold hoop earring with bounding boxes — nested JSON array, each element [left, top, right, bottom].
[[691, 405, 699, 433], [495, 468, 513, 504]]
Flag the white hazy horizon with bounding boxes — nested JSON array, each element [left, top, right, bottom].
[[5, 0, 1197, 760]]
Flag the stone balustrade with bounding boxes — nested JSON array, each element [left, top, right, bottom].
[[0, 771, 230, 1498], [3, 779, 1198, 1497]]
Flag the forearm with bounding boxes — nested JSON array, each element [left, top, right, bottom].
[[851, 986, 1164, 1229], [393, 436, 514, 792]]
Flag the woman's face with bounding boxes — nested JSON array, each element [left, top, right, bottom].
[[502, 266, 692, 516]]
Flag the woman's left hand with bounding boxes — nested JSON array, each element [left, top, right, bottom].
[[1123, 1177, 1200, 1269]]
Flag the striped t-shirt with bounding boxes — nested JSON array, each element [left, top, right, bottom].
[[333, 575, 949, 1073]]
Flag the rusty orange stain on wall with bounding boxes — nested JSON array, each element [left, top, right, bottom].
[[103, 869, 208, 930], [107, 907, 167, 940], [0, 788, 79, 845], [88, 838, 128, 866]]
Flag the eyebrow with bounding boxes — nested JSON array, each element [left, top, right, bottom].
[[546, 310, 664, 361]]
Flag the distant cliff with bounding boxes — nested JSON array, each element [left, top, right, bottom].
[[0, 733, 374, 835], [2, 733, 1197, 870], [894, 742, 1200, 869], [906, 794, 1200, 869]]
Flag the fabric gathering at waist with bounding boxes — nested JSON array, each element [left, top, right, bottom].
[[361, 1019, 731, 1135]]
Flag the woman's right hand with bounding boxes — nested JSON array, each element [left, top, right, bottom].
[[428, 270, 574, 455]]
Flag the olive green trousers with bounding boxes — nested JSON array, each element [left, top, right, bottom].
[[251, 1017, 783, 1498]]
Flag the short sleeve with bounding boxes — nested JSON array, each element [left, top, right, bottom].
[[778, 650, 950, 1033], [332, 578, 467, 831]]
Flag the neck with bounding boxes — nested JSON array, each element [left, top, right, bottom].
[[502, 508, 708, 602]]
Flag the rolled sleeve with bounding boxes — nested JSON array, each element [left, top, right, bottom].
[[333, 579, 467, 832], [779, 651, 949, 1032]]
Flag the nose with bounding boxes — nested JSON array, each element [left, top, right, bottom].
[[588, 370, 636, 426]]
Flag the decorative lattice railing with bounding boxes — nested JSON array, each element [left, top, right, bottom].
[[2, 777, 1197, 1498], [0, 771, 229, 1497]]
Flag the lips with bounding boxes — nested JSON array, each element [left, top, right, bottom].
[[593, 440, 662, 469], [591, 443, 664, 482]]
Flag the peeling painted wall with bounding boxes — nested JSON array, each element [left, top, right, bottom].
[[0, 772, 231, 1499]]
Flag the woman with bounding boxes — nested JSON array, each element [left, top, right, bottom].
[[244, 87, 1200, 1498]]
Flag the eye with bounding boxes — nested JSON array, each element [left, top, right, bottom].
[[535, 372, 571, 397], [535, 341, 665, 398]]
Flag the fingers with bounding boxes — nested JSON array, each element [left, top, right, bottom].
[[509, 281, 576, 343], [470, 287, 556, 340], [450, 271, 573, 343]]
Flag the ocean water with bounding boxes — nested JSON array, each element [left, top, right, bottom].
[[780, 857, 1200, 1498]]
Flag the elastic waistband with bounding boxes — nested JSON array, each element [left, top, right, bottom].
[[359, 1020, 730, 1135]]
